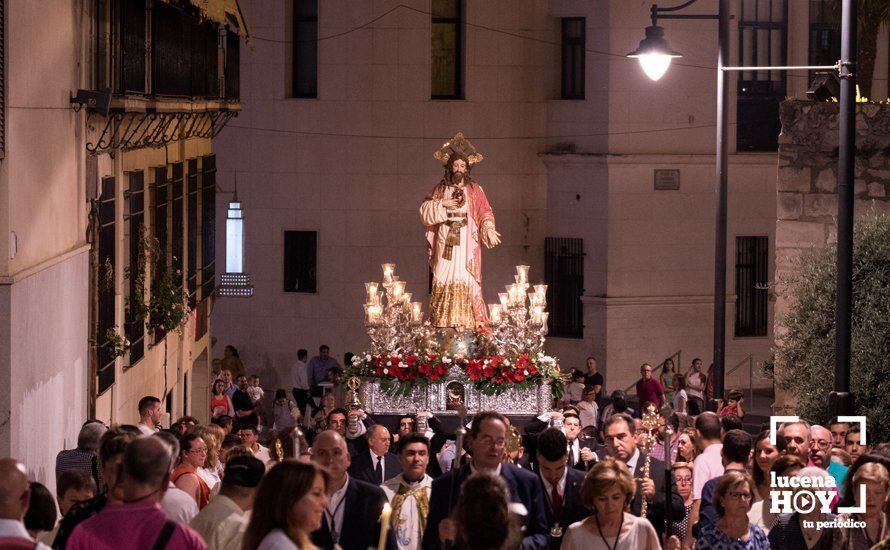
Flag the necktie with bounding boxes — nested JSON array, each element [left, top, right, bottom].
[[551, 483, 563, 519], [567, 442, 576, 467], [376, 455, 383, 483]]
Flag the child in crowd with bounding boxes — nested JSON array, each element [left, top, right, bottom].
[[577, 385, 599, 429], [564, 370, 585, 405], [247, 374, 266, 426], [717, 389, 745, 419]]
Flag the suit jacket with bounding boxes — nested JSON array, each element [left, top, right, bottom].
[[422, 463, 549, 550], [311, 477, 396, 550], [539, 467, 588, 550], [629, 452, 685, 541], [348, 450, 402, 485]]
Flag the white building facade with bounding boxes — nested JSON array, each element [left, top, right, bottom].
[[212, 1, 889, 396]]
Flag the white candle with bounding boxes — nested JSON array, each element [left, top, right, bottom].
[[392, 281, 406, 300], [378, 502, 392, 550], [365, 282, 379, 304], [498, 292, 509, 308], [516, 265, 530, 285], [411, 302, 423, 323], [382, 263, 395, 283], [489, 304, 502, 324]]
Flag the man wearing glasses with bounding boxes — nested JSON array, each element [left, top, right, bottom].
[[811, 424, 848, 489]]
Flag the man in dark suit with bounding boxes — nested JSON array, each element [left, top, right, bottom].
[[534, 428, 589, 550], [601, 412, 685, 541], [348, 424, 401, 485], [422, 411, 549, 550], [311, 430, 396, 550]]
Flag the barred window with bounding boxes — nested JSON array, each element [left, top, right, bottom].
[[561, 18, 585, 99], [544, 237, 584, 338], [97, 177, 117, 394], [431, 0, 464, 99], [735, 236, 769, 337], [292, 0, 318, 98], [125, 171, 146, 365]]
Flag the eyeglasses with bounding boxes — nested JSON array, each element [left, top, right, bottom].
[[675, 477, 692, 485], [728, 491, 752, 501], [814, 439, 831, 450], [188, 447, 208, 455]]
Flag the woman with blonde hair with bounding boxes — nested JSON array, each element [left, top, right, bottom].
[[833, 461, 888, 549], [243, 460, 330, 550], [696, 470, 768, 549], [560, 457, 659, 549], [669, 462, 695, 545]]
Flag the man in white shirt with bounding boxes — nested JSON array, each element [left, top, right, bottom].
[[311, 430, 394, 549], [291, 348, 311, 418], [237, 425, 271, 464], [685, 412, 724, 546], [190, 455, 263, 550], [136, 395, 162, 436], [153, 432, 200, 524], [0, 459, 49, 548], [382, 434, 434, 550]]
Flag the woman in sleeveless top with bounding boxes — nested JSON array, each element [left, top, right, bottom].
[[210, 379, 234, 419], [173, 433, 211, 509]]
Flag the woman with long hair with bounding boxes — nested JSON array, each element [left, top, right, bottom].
[[173, 433, 212, 509], [210, 379, 235, 419], [243, 460, 330, 550], [751, 430, 779, 502], [677, 429, 698, 464], [561, 457, 659, 550], [748, 453, 805, 534], [672, 373, 687, 416], [696, 471, 768, 549]]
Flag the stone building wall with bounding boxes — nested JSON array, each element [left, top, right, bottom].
[[774, 100, 890, 412]]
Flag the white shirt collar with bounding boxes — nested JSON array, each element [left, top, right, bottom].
[[625, 448, 641, 473], [540, 466, 568, 496], [0, 519, 33, 541]]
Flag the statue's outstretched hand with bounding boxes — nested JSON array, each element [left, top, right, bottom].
[[484, 225, 501, 248]]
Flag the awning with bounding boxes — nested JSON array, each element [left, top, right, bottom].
[[160, 0, 250, 39]]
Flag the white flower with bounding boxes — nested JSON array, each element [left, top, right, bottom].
[[523, 370, 529, 375], [504, 360, 511, 366], [365, 354, 371, 361], [386, 361, 392, 366], [383, 368, 389, 375], [399, 362, 406, 368], [443, 357, 452, 364]]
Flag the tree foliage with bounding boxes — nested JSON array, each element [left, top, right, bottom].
[[774, 214, 890, 442]]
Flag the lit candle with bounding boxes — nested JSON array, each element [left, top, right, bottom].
[[489, 304, 502, 324], [411, 302, 423, 323], [382, 263, 395, 283], [392, 280, 406, 300], [364, 304, 382, 325], [365, 282, 379, 304], [498, 292, 509, 308], [507, 284, 519, 305], [534, 284, 548, 306], [378, 502, 392, 550], [540, 312, 549, 332], [402, 292, 412, 305], [516, 265, 530, 285]]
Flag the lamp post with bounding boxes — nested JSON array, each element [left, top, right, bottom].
[[628, 1, 852, 415]]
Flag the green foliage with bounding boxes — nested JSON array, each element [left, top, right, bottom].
[[102, 328, 130, 359], [126, 226, 190, 338], [774, 214, 890, 442]]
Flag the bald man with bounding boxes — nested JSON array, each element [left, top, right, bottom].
[[0, 458, 46, 547], [348, 424, 401, 484], [67, 437, 205, 549], [311, 430, 395, 550]]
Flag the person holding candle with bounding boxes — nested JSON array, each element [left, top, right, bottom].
[[420, 133, 500, 332]]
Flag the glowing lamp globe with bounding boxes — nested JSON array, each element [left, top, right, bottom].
[[627, 25, 683, 81]]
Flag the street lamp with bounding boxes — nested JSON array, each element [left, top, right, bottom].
[[626, 24, 682, 81], [627, 0, 854, 417]]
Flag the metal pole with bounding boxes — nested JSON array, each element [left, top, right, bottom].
[[831, 0, 856, 419], [711, 0, 729, 411]]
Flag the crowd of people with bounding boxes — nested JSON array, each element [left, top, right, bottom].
[[0, 346, 887, 550]]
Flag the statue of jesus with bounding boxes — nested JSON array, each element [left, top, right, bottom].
[[420, 133, 501, 331]]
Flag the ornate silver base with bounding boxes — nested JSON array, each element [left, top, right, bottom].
[[359, 366, 551, 416]]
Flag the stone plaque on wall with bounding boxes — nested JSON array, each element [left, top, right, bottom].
[[654, 169, 680, 190]]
